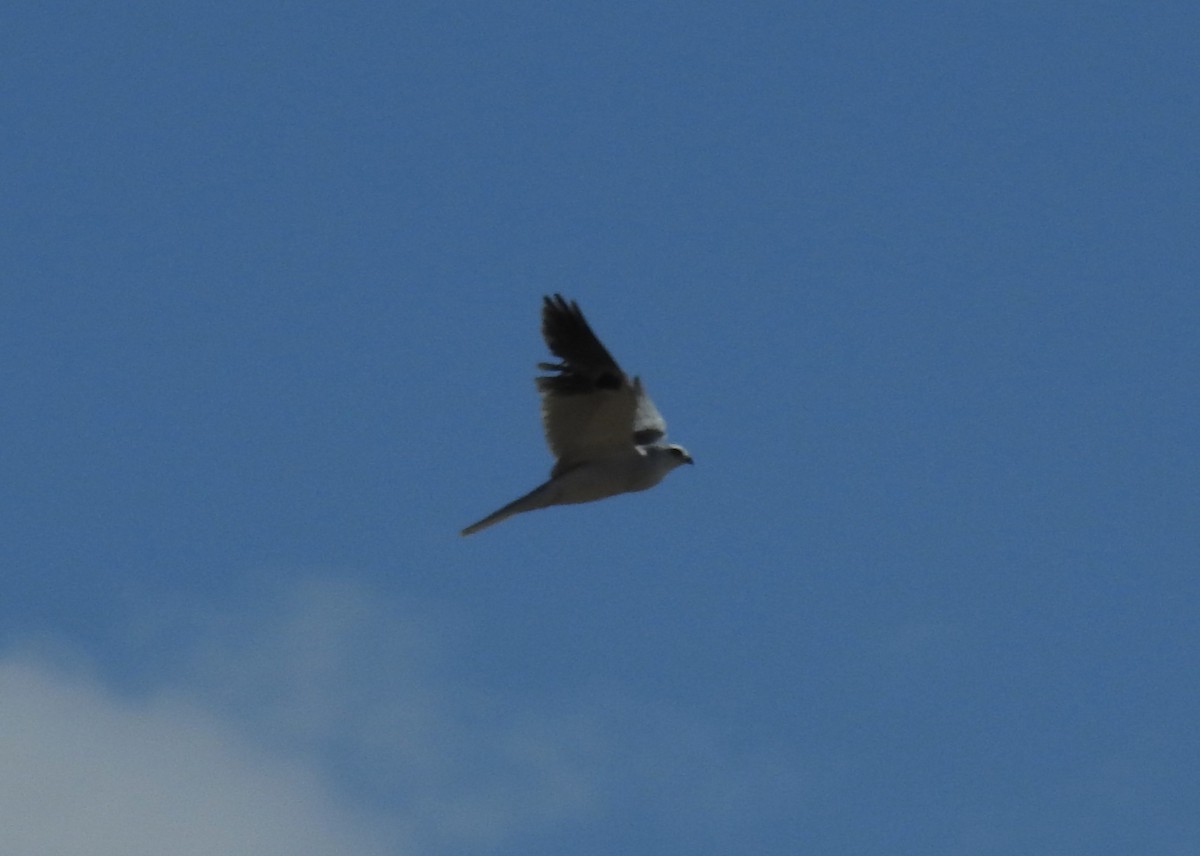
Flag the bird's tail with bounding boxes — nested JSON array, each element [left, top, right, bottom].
[[460, 480, 555, 536]]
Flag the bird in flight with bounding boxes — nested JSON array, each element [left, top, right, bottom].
[[461, 294, 693, 536]]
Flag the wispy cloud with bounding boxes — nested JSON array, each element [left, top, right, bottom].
[[181, 578, 606, 851], [0, 653, 392, 856], [1, 576, 805, 855]]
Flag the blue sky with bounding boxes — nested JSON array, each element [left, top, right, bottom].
[[3, 3, 1198, 854]]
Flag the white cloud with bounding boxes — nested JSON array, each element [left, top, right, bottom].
[[179, 578, 609, 851], [0, 654, 393, 856], [1, 577, 805, 855]]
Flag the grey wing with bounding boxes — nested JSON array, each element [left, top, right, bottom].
[[631, 377, 667, 445], [536, 295, 652, 473]]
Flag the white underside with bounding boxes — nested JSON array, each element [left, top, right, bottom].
[[460, 446, 681, 535]]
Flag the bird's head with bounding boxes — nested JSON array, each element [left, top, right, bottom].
[[664, 444, 694, 468]]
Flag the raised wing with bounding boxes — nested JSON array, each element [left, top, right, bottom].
[[631, 377, 667, 445], [536, 295, 667, 474]]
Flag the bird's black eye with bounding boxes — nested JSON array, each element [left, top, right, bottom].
[[670, 448, 683, 458]]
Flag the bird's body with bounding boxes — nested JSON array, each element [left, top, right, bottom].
[[461, 295, 692, 536]]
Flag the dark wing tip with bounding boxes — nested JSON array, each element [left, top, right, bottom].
[[539, 294, 622, 376], [540, 294, 585, 344], [542, 294, 580, 328], [543, 293, 573, 313]]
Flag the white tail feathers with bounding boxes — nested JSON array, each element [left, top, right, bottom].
[[460, 481, 554, 536]]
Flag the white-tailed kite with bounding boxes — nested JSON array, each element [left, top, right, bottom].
[[461, 294, 693, 536]]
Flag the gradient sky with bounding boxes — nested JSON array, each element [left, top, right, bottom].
[[4, 4, 1198, 855]]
